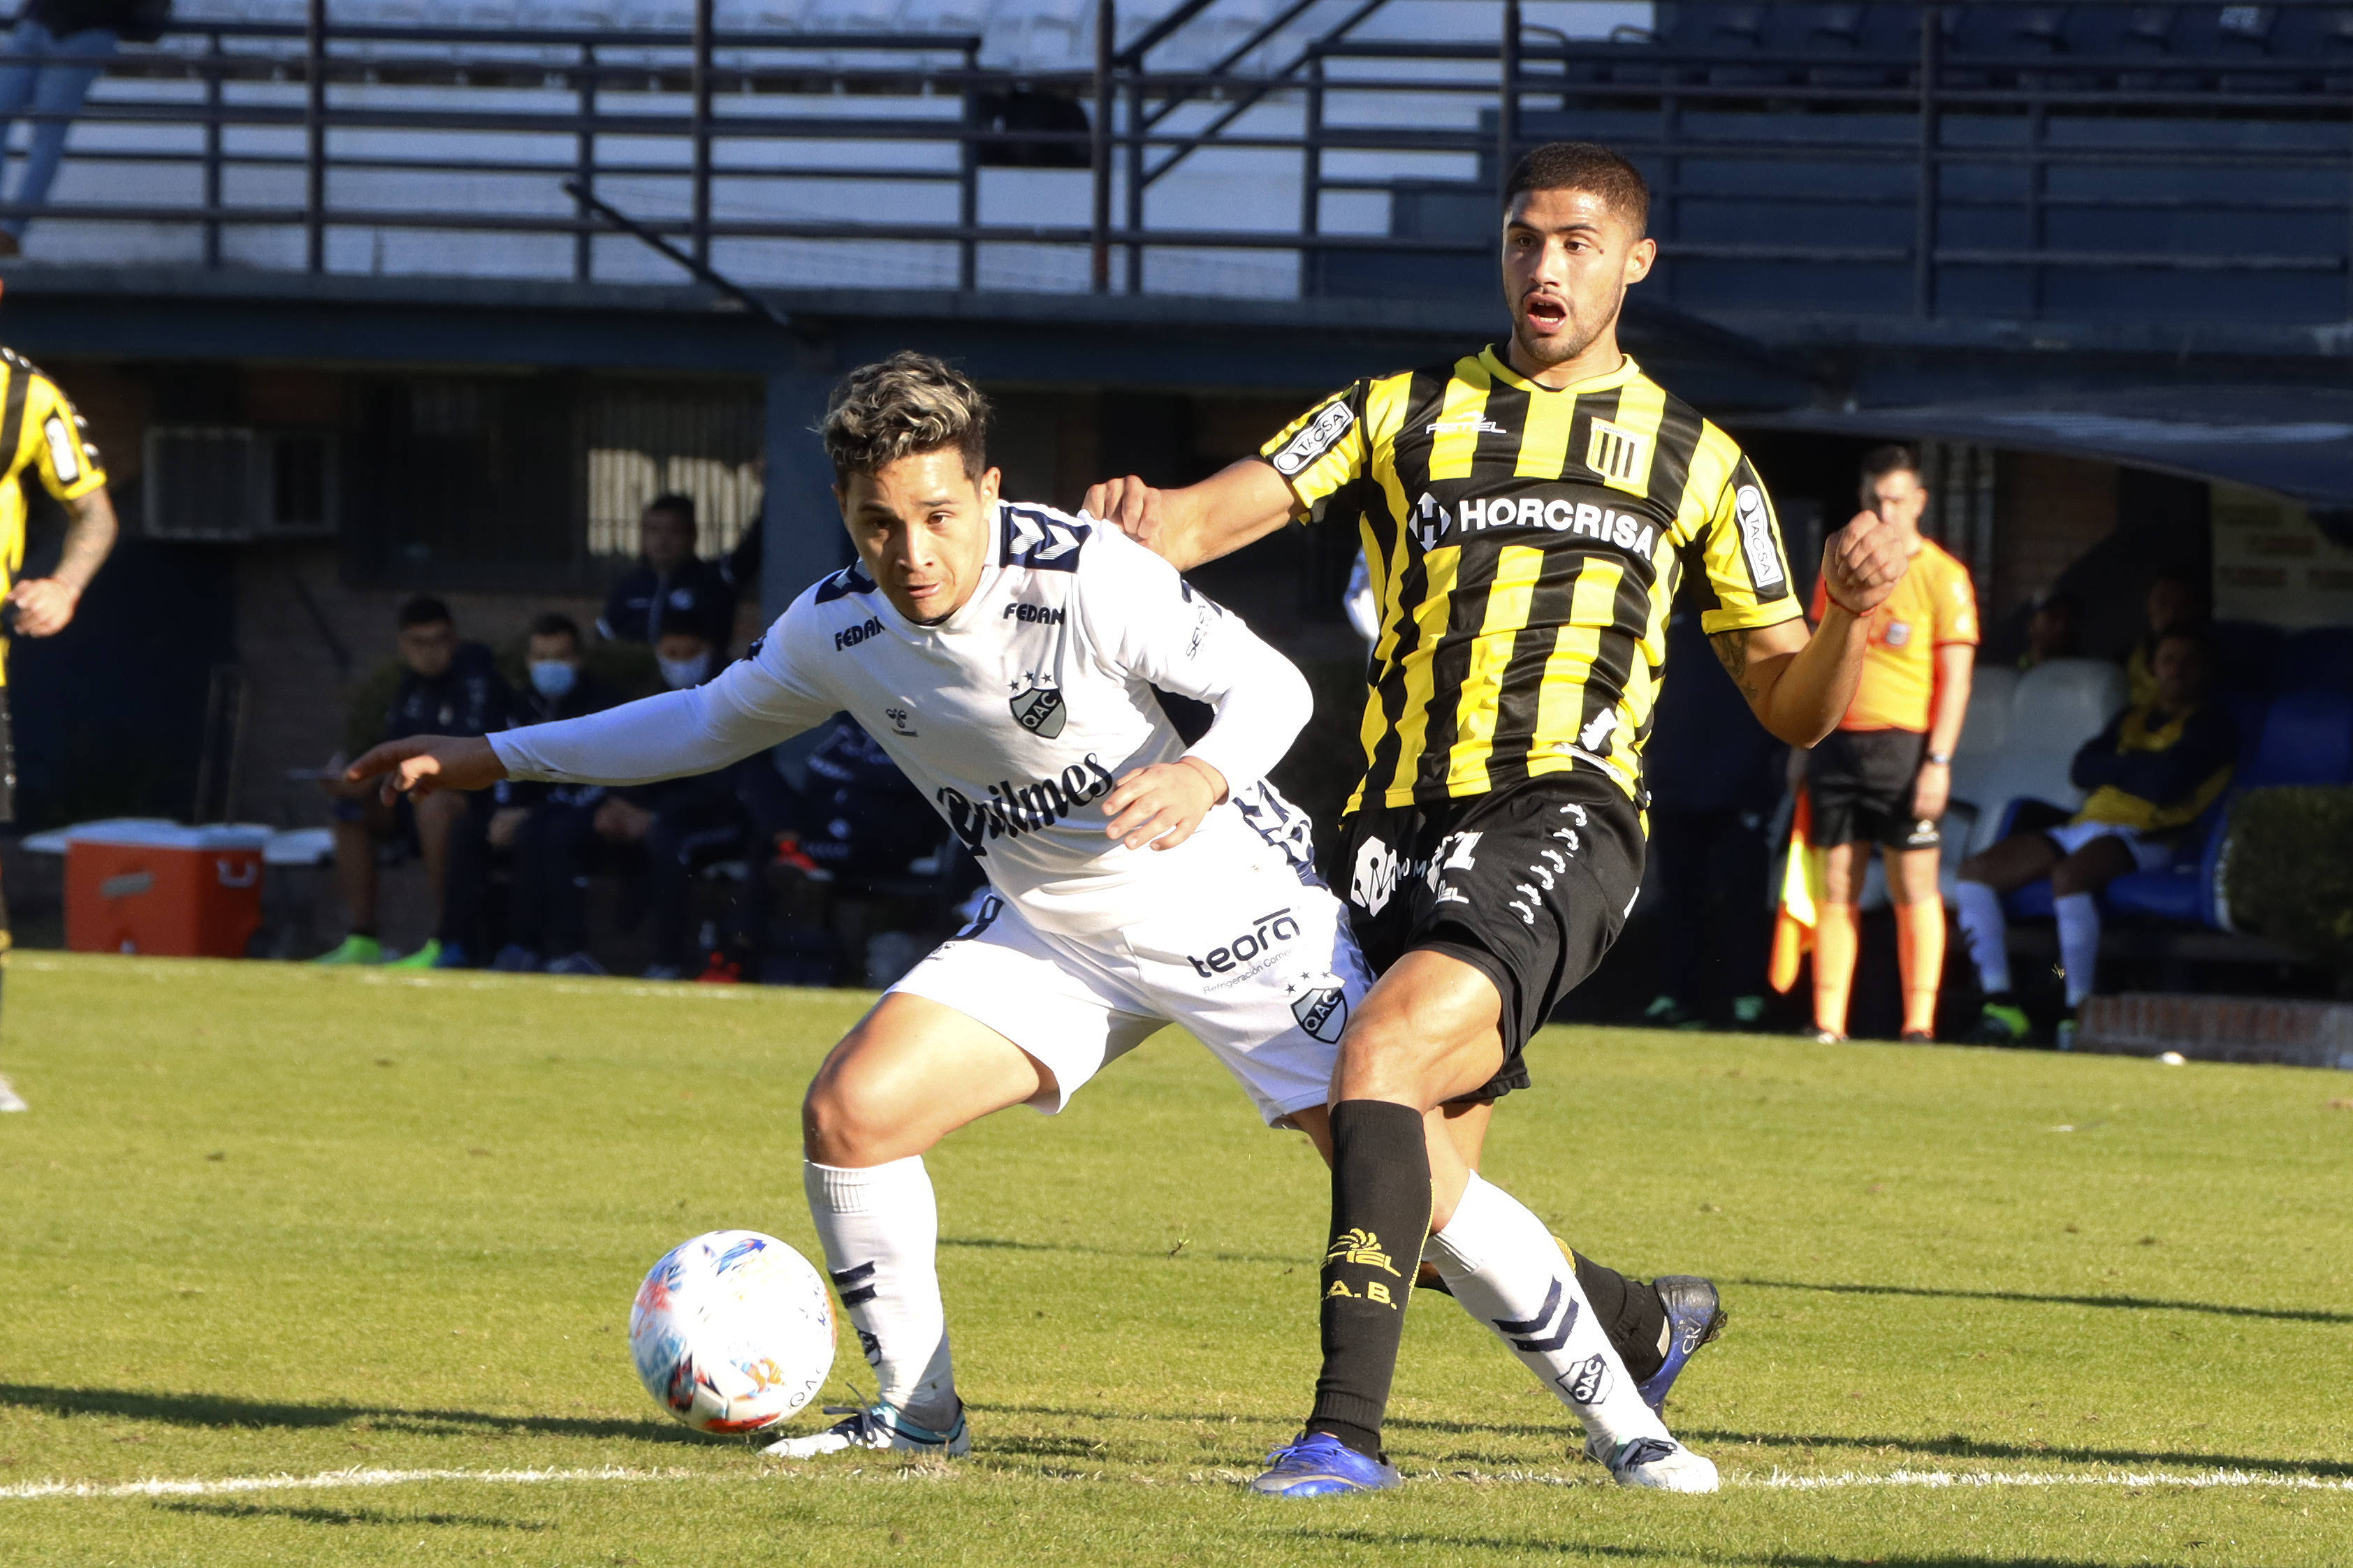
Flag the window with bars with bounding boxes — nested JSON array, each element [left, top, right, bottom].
[[343, 374, 766, 589]]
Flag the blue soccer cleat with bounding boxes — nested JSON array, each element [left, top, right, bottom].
[[1248, 1431, 1401, 1497], [1637, 1276, 1728, 1416]]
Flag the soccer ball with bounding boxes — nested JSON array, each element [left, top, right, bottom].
[[629, 1230, 836, 1434]]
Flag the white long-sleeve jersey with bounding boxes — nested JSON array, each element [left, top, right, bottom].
[[491, 503, 1319, 938]]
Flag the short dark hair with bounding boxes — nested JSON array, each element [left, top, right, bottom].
[[2154, 625, 2212, 663], [1860, 444, 1922, 490], [527, 611, 581, 645], [644, 493, 697, 530], [1502, 142, 1649, 237], [397, 593, 453, 630], [2150, 564, 2209, 598], [820, 352, 991, 483]]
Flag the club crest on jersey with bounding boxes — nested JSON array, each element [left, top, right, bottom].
[[1292, 986, 1348, 1043], [1009, 684, 1069, 739], [1272, 402, 1353, 476], [1411, 492, 1453, 552], [1586, 418, 1650, 488], [1001, 506, 1088, 571]]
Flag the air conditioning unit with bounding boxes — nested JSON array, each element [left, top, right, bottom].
[[144, 427, 340, 543]]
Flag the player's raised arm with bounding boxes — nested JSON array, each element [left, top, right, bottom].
[[1709, 508, 1914, 748], [1084, 458, 1295, 573], [1086, 533, 1314, 851]]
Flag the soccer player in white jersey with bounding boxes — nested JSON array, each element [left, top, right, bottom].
[[349, 353, 1714, 1490]]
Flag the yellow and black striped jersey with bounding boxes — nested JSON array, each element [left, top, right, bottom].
[[0, 348, 106, 684], [1260, 347, 1798, 813]]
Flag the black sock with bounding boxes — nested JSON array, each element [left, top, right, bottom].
[[1572, 1252, 1668, 1384], [1304, 1099, 1429, 1460]]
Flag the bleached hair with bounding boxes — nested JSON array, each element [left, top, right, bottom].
[[819, 351, 991, 482]]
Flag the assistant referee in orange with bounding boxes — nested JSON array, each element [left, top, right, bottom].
[[1798, 444, 1975, 1043]]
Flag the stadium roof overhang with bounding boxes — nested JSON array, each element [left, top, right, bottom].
[[1742, 386, 2353, 548]]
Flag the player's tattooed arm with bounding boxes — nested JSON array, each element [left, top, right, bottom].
[[7, 487, 119, 637], [1710, 629, 1761, 705]]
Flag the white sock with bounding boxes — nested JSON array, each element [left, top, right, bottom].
[[1955, 879, 2011, 995], [2055, 891, 2099, 1007], [802, 1157, 956, 1430], [1424, 1173, 1670, 1453]]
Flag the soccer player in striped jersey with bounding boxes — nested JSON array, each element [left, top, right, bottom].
[[0, 293, 118, 1042], [1088, 141, 1914, 1495]]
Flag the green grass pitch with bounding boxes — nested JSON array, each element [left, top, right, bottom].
[[0, 953, 2347, 1565]]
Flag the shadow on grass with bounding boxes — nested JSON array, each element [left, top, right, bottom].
[[1739, 1278, 2353, 1326], [1678, 1427, 2353, 1481], [986, 1404, 2350, 1481], [941, 1236, 1302, 1267], [1296, 1537, 2106, 1567], [153, 1500, 553, 1530], [0, 1384, 710, 1446]]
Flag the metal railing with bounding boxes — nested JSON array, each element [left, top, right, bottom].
[[8, 0, 2351, 316]]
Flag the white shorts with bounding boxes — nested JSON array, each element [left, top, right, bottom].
[[2044, 819, 2176, 873], [889, 857, 1370, 1126]]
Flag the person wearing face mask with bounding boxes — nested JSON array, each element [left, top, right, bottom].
[[446, 613, 620, 971], [598, 494, 738, 653]]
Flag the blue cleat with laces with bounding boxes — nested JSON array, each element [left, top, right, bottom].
[[1636, 1275, 1728, 1416], [1248, 1431, 1401, 1497]]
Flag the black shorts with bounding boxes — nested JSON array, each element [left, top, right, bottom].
[[1325, 769, 1645, 1101], [0, 686, 15, 824], [1807, 729, 1939, 851]]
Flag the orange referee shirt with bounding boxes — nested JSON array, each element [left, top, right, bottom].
[[1810, 537, 1979, 733]]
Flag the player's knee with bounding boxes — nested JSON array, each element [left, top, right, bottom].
[[801, 1071, 897, 1165]]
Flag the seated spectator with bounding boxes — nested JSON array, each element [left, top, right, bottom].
[[598, 493, 736, 652], [2125, 566, 2208, 707], [1954, 629, 2234, 1049], [493, 623, 755, 979], [316, 595, 514, 967], [2018, 591, 2080, 672], [0, 0, 163, 257], [443, 613, 620, 968]]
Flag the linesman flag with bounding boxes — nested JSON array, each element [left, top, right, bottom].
[[1770, 788, 1826, 995]]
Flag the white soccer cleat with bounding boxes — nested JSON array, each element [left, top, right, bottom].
[[761, 1402, 970, 1460], [1587, 1433, 1720, 1493]]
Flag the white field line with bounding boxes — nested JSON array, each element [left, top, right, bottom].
[[5, 1463, 2349, 1503]]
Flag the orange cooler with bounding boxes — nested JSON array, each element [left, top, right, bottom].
[[64, 823, 269, 958]]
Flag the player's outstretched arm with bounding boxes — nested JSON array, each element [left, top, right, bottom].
[[1710, 511, 1913, 747], [1084, 458, 1294, 571], [348, 735, 507, 803]]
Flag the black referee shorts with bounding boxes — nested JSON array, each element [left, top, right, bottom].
[[1806, 728, 1938, 851], [1325, 768, 1644, 1101]]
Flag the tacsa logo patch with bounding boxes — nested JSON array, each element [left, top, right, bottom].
[[1735, 484, 1786, 590], [1350, 835, 1401, 916], [1272, 402, 1354, 476]]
